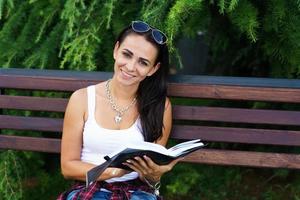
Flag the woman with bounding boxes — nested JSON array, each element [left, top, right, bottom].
[[57, 20, 182, 200]]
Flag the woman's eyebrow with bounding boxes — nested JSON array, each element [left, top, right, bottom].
[[123, 49, 133, 55], [124, 48, 151, 64]]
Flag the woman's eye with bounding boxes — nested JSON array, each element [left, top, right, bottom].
[[139, 60, 148, 66], [122, 52, 131, 58]]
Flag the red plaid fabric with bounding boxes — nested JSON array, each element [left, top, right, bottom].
[[57, 179, 161, 200]]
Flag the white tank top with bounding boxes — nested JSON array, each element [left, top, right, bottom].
[[81, 85, 144, 182]]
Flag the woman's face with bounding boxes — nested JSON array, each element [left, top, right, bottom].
[[113, 33, 160, 86]]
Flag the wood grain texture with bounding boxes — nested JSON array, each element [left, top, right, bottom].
[[3, 96, 300, 127], [0, 115, 62, 132], [1, 114, 299, 146], [168, 83, 300, 102], [2, 68, 300, 102], [0, 135, 60, 153], [0, 76, 98, 91], [171, 125, 300, 146], [0, 95, 68, 112], [1, 135, 299, 169], [173, 106, 300, 125], [184, 149, 300, 169]]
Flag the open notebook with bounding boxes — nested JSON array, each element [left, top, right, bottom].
[[86, 139, 205, 187]]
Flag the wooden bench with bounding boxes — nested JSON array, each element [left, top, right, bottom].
[[1, 68, 300, 169]]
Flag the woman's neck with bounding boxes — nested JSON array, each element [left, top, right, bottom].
[[109, 78, 138, 101]]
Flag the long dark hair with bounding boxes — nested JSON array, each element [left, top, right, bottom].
[[115, 24, 170, 142]]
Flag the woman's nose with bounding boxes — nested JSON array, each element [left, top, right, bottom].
[[126, 60, 136, 72]]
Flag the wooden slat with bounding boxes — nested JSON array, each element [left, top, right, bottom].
[[1, 115, 300, 146], [173, 106, 300, 126], [0, 95, 68, 112], [2, 76, 300, 102], [168, 83, 300, 103], [168, 74, 300, 89], [0, 68, 111, 91], [0, 76, 99, 92], [171, 125, 300, 146], [0, 135, 60, 153], [0, 115, 62, 132], [2, 68, 300, 102], [2, 96, 300, 126], [3, 68, 300, 89], [1, 135, 299, 169], [184, 149, 300, 169]]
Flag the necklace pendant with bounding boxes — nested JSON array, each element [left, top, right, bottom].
[[114, 114, 122, 124]]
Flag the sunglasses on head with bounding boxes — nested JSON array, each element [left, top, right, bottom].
[[131, 20, 167, 45]]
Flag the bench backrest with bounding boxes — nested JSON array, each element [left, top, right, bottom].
[[1, 68, 300, 169]]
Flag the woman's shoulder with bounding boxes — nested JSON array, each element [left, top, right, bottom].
[[70, 87, 87, 101], [64, 87, 88, 119], [94, 82, 106, 98], [70, 83, 106, 101]]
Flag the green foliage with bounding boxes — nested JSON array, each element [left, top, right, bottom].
[[0, 149, 68, 200], [228, 0, 259, 42], [165, 0, 203, 52], [165, 164, 200, 196], [0, 0, 14, 20], [23, 21, 65, 69], [23, 169, 70, 200], [141, 0, 171, 29], [162, 164, 300, 200], [59, 25, 100, 70], [262, 0, 300, 77], [0, 151, 23, 200], [217, 0, 240, 13], [0, 0, 299, 76]]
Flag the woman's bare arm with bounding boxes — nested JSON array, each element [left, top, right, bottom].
[[60, 88, 127, 181]]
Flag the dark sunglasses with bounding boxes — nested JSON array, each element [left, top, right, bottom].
[[131, 20, 167, 45]]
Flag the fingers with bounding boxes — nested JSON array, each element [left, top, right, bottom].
[[122, 156, 184, 178], [134, 156, 150, 170], [143, 155, 159, 169], [123, 157, 146, 175], [123, 156, 157, 176]]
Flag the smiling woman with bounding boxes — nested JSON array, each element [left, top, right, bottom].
[[113, 34, 160, 86], [57, 21, 179, 200]]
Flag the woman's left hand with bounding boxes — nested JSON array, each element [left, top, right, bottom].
[[123, 155, 183, 183]]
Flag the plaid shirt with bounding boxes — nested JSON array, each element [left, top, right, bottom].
[[57, 179, 161, 200]]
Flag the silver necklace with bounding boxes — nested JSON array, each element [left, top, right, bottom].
[[105, 79, 137, 124]]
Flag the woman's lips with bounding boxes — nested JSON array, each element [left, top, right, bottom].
[[121, 69, 135, 79]]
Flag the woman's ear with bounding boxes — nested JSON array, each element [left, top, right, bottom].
[[113, 41, 120, 60], [147, 62, 161, 76]]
